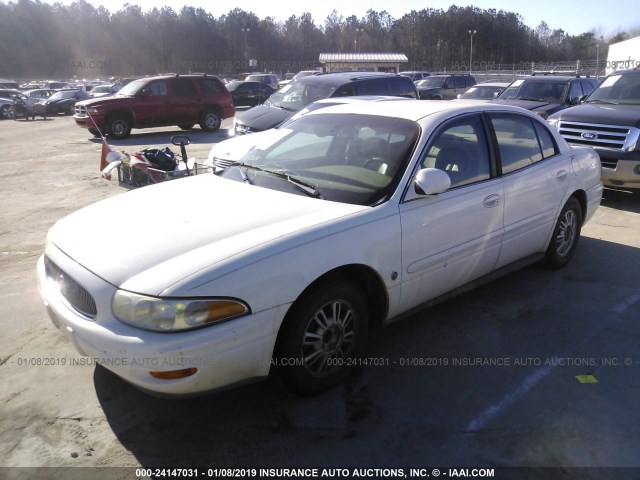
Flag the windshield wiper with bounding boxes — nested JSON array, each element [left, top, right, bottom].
[[585, 99, 618, 105], [238, 163, 323, 199]]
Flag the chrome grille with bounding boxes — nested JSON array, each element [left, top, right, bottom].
[[557, 121, 637, 150], [44, 256, 97, 319], [212, 157, 240, 169], [74, 104, 87, 116]]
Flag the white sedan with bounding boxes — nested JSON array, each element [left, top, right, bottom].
[[37, 100, 603, 396]]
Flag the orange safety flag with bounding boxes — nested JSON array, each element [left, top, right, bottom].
[[100, 137, 112, 181]]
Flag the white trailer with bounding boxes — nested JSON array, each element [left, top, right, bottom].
[[606, 36, 640, 74]]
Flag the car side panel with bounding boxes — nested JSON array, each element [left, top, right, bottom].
[[398, 178, 504, 312], [496, 154, 571, 268]]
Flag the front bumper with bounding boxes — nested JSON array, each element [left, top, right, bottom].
[[600, 160, 640, 189], [73, 114, 105, 130], [36, 247, 287, 396], [594, 148, 640, 189]]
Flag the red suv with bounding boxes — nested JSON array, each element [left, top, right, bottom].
[[74, 74, 235, 139]]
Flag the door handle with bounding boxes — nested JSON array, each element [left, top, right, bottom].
[[483, 194, 501, 208], [556, 170, 568, 181]]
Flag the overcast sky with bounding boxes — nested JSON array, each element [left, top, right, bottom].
[[26, 0, 640, 37]]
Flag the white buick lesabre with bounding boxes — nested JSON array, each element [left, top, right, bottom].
[[37, 100, 603, 396]]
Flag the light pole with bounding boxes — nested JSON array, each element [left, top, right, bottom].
[[241, 27, 250, 65], [468, 29, 477, 74], [355, 27, 363, 53]]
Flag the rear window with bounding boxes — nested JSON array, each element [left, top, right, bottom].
[[388, 78, 418, 98], [355, 79, 389, 96]]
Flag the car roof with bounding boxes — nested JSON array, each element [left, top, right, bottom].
[[296, 72, 404, 87], [476, 82, 510, 87], [607, 68, 640, 76], [517, 76, 589, 83], [302, 98, 540, 122], [130, 74, 221, 82]]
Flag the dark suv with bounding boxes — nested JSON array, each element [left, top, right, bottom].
[[232, 72, 418, 135], [416, 74, 476, 100], [492, 75, 600, 118], [547, 68, 640, 191], [74, 74, 235, 139]]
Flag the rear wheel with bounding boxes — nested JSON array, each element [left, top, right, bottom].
[[544, 197, 582, 269], [274, 281, 369, 395], [178, 123, 194, 130], [1, 105, 12, 119], [199, 109, 221, 132]]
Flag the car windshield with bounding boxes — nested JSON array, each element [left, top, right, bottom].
[[50, 91, 77, 100], [91, 85, 111, 93], [117, 79, 146, 96], [225, 81, 247, 91], [499, 80, 566, 103], [220, 113, 419, 206], [585, 73, 640, 105], [1, 91, 25, 101], [416, 77, 445, 88], [265, 80, 336, 112], [460, 85, 504, 99]]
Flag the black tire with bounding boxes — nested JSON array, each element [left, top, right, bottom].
[[1, 104, 12, 119], [274, 281, 369, 395], [199, 109, 221, 132], [106, 115, 132, 139], [544, 197, 582, 269], [178, 123, 195, 130], [88, 128, 102, 138]]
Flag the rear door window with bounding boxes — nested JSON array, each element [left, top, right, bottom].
[[489, 113, 558, 174], [172, 78, 197, 96]]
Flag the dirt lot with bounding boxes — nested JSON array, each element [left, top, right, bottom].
[[1, 116, 639, 480]]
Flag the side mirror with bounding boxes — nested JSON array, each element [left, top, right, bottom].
[[414, 168, 451, 196]]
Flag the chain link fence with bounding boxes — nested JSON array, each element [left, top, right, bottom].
[[459, 60, 607, 83]]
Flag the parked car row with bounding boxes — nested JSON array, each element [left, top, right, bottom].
[[35, 65, 640, 401], [0, 80, 120, 119]]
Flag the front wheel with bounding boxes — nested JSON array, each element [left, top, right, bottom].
[[544, 197, 582, 269], [274, 281, 369, 395], [106, 116, 131, 139], [178, 123, 194, 130], [199, 109, 221, 132]]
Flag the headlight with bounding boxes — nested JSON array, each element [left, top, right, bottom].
[[546, 118, 559, 130], [87, 107, 100, 116], [112, 290, 249, 332]]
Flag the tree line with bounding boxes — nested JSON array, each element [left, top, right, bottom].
[[0, 0, 637, 81]]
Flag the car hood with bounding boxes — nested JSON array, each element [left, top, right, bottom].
[[76, 94, 130, 108], [207, 129, 288, 164], [417, 87, 441, 93], [548, 103, 640, 128], [492, 98, 560, 112], [48, 174, 367, 295], [235, 104, 293, 131]]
